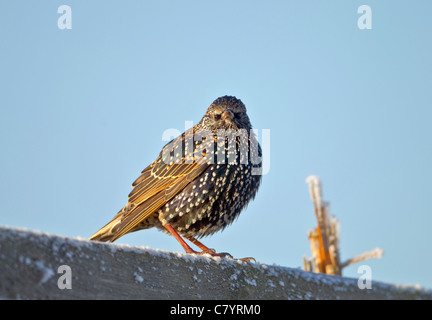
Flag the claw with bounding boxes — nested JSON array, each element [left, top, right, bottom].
[[198, 250, 233, 259], [214, 252, 234, 259], [198, 248, 216, 255], [199, 250, 256, 263]]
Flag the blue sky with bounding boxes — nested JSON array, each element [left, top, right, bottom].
[[1, 1, 432, 289]]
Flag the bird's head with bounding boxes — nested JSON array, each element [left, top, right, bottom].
[[201, 96, 252, 132]]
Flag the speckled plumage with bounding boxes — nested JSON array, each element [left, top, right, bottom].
[[90, 96, 262, 256]]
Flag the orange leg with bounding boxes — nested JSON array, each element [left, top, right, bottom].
[[164, 223, 255, 262], [184, 235, 213, 252], [164, 223, 199, 254], [164, 224, 217, 255]]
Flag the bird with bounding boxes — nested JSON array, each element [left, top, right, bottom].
[[90, 96, 262, 260]]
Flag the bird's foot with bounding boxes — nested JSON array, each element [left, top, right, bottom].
[[195, 249, 255, 263], [195, 249, 234, 259], [236, 257, 256, 263], [163, 225, 255, 262]]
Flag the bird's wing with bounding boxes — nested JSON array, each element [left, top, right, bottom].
[[90, 134, 213, 242]]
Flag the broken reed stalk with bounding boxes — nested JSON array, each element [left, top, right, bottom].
[[304, 175, 383, 276], [305, 176, 340, 275], [340, 247, 384, 269]]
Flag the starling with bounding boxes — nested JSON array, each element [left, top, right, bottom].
[[90, 96, 262, 260]]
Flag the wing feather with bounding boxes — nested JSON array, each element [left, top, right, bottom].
[[90, 133, 212, 242]]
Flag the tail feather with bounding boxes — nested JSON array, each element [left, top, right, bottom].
[[89, 206, 128, 242], [89, 193, 165, 242], [89, 218, 122, 242]]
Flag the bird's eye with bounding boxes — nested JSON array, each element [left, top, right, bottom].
[[213, 114, 221, 120]]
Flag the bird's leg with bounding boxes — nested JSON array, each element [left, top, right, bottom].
[[184, 235, 215, 252], [164, 224, 228, 257], [164, 224, 254, 262], [184, 235, 227, 256], [184, 236, 255, 262], [186, 235, 251, 260], [164, 223, 199, 254], [185, 235, 233, 258]]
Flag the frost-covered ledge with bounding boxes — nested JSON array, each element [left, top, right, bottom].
[[0, 225, 430, 300]]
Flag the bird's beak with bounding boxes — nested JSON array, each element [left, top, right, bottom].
[[221, 110, 234, 121]]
